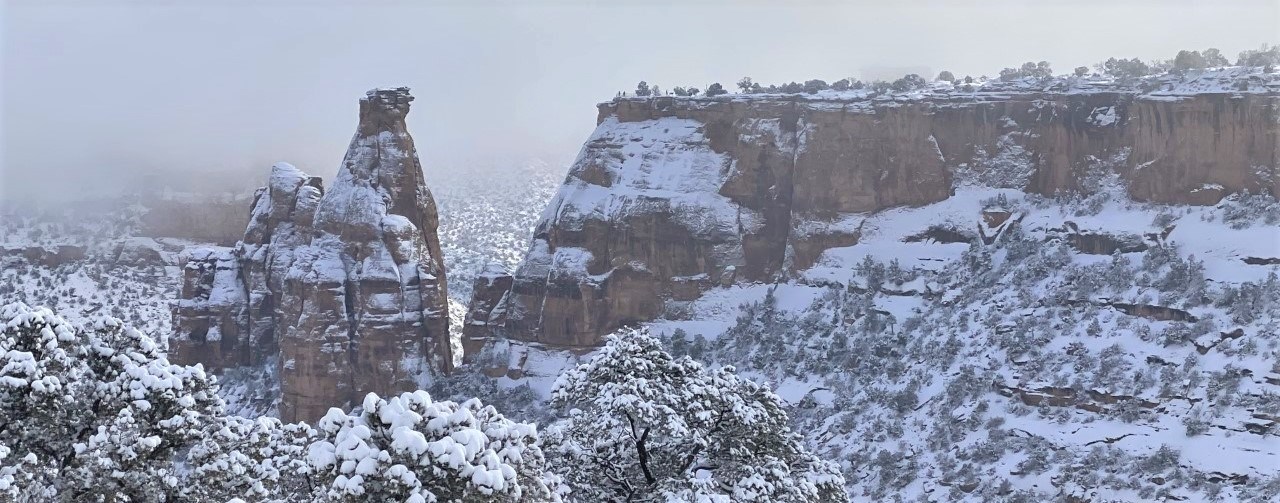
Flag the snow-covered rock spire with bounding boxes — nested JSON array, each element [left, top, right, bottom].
[[172, 87, 453, 423]]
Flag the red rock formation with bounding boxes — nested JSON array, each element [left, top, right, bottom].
[[171, 162, 321, 370], [171, 88, 451, 422], [462, 265, 513, 361], [280, 87, 451, 423], [1, 245, 90, 267], [240, 163, 324, 368], [170, 246, 247, 369], [467, 90, 1278, 348]]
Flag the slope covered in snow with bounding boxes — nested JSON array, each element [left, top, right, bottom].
[[488, 187, 1280, 501]]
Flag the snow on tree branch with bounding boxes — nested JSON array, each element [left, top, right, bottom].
[[545, 328, 847, 502], [306, 391, 565, 502]]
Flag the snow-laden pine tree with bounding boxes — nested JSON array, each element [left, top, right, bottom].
[[545, 329, 846, 502], [305, 391, 566, 502], [0, 302, 221, 501]]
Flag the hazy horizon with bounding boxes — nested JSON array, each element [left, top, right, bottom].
[[3, 0, 1278, 203]]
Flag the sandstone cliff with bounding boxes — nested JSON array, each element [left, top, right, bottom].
[[172, 87, 452, 422], [466, 73, 1279, 349]]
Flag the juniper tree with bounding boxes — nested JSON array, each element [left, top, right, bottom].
[[306, 391, 565, 503], [0, 302, 221, 501], [545, 329, 846, 502]]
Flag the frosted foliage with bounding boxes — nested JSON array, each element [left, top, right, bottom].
[[0, 302, 221, 502], [954, 130, 1035, 189], [675, 192, 1280, 502], [0, 444, 35, 499], [0, 303, 566, 502], [184, 415, 318, 502], [546, 329, 846, 502], [307, 391, 565, 503]]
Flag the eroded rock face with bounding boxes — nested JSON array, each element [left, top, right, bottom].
[[461, 265, 513, 360], [171, 88, 451, 422], [467, 91, 1279, 348], [279, 88, 451, 422], [2, 245, 90, 267], [170, 246, 246, 369], [171, 163, 320, 371]]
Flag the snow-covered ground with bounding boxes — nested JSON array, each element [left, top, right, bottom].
[[0, 203, 184, 340], [434, 161, 561, 300], [489, 186, 1280, 501]]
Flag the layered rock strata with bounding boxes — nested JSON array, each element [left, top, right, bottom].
[[172, 87, 451, 422], [467, 84, 1279, 348]]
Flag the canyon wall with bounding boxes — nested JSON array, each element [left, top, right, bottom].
[[172, 88, 452, 422], [466, 87, 1278, 349]]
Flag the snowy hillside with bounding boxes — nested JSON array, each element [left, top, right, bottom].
[[0, 202, 184, 339], [452, 64, 1280, 502], [4, 151, 1278, 502], [490, 185, 1280, 501], [434, 161, 561, 300]]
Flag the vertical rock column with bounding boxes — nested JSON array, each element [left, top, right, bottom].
[[278, 87, 451, 422], [171, 162, 320, 370], [239, 163, 323, 366]]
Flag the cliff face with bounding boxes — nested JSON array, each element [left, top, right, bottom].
[[172, 88, 451, 422], [466, 89, 1278, 348]]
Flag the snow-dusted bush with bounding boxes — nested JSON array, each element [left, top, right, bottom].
[[184, 415, 318, 502], [1218, 191, 1280, 229], [999, 61, 1052, 81], [546, 329, 846, 502], [2, 302, 564, 503], [890, 73, 927, 92], [1237, 43, 1280, 67], [0, 443, 36, 499], [1097, 57, 1152, 79], [0, 302, 221, 501], [306, 391, 565, 503]]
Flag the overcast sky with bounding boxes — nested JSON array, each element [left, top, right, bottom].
[[2, 0, 1277, 202]]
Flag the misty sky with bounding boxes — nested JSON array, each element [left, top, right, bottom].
[[2, 0, 1277, 202]]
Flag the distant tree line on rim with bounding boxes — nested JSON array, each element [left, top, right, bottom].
[[621, 81, 728, 98], [620, 44, 1279, 98]]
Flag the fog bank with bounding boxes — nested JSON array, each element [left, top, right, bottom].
[[2, 0, 1277, 202]]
